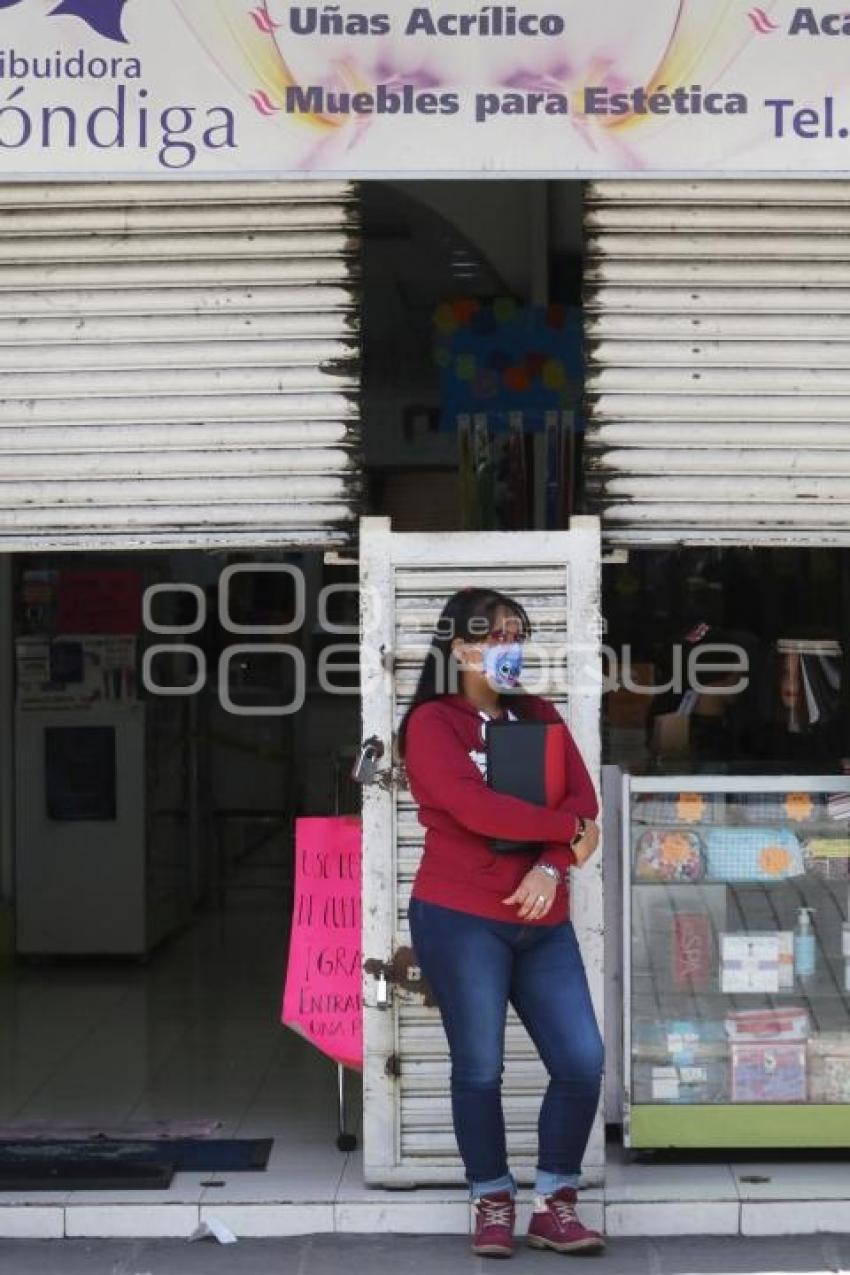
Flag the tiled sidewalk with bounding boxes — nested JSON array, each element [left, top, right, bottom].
[[1, 1143, 849, 1239]]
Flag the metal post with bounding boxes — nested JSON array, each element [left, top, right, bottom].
[[839, 550, 850, 759], [336, 1063, 357, 1152], [187, 690, 205, 904], [0, 556, 14, 904], [334, 748, 358, 1152]]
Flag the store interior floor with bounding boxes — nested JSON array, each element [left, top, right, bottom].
[[0, 842, 849, 1240], [0, 835, 374, 1234]]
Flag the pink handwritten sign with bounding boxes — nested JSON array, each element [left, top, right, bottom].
[[281, 816, 362, 1071]]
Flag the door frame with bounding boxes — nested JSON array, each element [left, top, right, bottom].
[[359, 515, 604, 1186]]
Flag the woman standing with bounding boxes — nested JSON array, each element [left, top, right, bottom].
[[399, 587, 604, 1259]]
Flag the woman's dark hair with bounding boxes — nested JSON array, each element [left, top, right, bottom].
[[397, 587, 531, 756]]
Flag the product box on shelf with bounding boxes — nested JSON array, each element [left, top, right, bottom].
[[776, 931, 795, 990], [632, 884, 726, 995], [720, 933, 781, 994], [671, 912, 713, 990], [731, 1040, 807, 1103], [644, 1062, 727, 1104], [632, 1019, 729, 1105], [704, 826, 806, 883], [827, 792, 850, 821], [724, 1006, 810, 1042], [634, 827, 705, 883], [733, 791, 824, 825], [632, 791, 723, 826], [808, 1035, 850, 1104], [721, 931, 795, 992], [804, 838, 850, 880]]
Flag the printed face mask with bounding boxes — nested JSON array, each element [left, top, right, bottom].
[[483, 642, 524, 689]]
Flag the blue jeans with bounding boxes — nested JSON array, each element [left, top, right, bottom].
[[407, 897, 603, 1200]]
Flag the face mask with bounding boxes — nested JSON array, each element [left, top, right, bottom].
[[483, 642, 524, 689]]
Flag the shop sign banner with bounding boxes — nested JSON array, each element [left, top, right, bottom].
[[281, 816, 363, 1071], [6, 0, 850, 175]]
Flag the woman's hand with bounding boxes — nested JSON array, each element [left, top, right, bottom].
[[572, 819, 600, 868], [502, 866, 558, 920]]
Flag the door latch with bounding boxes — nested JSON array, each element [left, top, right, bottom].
[[351, 736, 408, 791], [351, 735, 384, 785], [364, 948, 432, 1009]]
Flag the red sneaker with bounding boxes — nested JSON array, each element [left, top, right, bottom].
[[527, 1187, 605, 1254], [471, 1190, 516, 1258]]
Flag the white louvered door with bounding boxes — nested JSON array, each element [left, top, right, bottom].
[[359, 516, 604, 1187], [0, 181, 360, 550], [585, 180, 850, 546]]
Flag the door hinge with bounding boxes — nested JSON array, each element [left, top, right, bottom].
[[375, 761, 408, 793], [385, 1052, 402, 1078]]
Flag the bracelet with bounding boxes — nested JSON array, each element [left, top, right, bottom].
[[532, 861, 562, 885]]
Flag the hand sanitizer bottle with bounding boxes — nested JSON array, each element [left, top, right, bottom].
[[794, 907, 817, 981]]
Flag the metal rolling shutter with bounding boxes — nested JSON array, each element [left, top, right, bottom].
[[360, 520, 603, 1186], [0, 181, 360, 550], [585, 180, 850, 546], [395, 566, 569, 1168]]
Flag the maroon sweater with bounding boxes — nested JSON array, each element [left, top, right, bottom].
[[405, 693, 598, 925]]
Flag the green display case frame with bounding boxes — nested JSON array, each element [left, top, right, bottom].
[[630, 1105, 850, 1149]]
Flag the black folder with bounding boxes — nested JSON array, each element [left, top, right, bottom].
[[485, 719, 568, 854]]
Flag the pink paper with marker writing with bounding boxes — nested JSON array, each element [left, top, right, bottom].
[[282, 817, 363, 1070]]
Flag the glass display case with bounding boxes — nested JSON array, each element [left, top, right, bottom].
[[623, 774, 850, 1149]]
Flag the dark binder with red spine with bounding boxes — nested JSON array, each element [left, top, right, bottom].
[[484, 719, 568, 854]]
